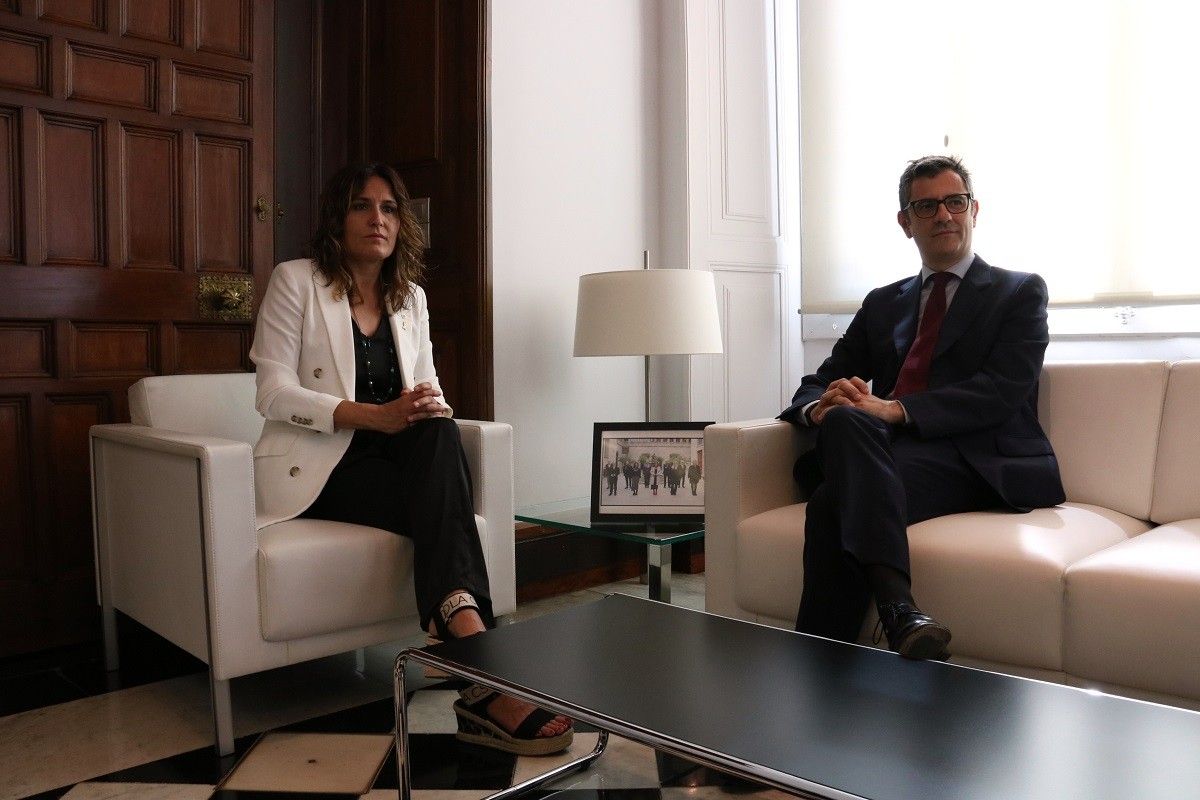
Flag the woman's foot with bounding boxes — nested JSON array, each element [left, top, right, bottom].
[[434, 602, 572, 740]]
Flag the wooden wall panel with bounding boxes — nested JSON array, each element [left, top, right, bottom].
[[120, 0, 179, 45], [0, 106, 19, 263], [40, 113, 105, 266], [1, 0, 17, 14], [196, 0, 250, 59], [71, 321, 157, 376], [0, 28, 50, 95], [174, 322, 248, 372], [65, 42, 156, 111], [121, 125, 178, 268], [46, 394, 109, 570], [0, 396, 34, 579], [430, 327, 459, 413], [39, 0, 105, 31], [171, 63, 248, 124], [316, 0, 490, 418], [0, 321, 52, 376], [366, 0, 438, 165], [194, 135, 247, 272]]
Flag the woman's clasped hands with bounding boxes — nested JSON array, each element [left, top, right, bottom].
[[371, 381, 448, 433]]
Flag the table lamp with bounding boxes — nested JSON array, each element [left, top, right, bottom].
[[573, 263, 724, 421]]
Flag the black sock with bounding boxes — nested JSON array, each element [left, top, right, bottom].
[[865, 565, 914, 608]]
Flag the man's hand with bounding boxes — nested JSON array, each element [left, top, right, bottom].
[[810, 377, 906, 426]]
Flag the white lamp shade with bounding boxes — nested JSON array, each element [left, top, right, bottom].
[[573, 269, 724, 356]]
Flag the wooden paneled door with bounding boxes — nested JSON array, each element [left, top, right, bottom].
[[0, 0, 274, 657]]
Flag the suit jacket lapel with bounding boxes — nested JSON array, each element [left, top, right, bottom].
[[891, 274, 924, 361], [934, 256, 992, 358], [315, 274, 355, 399], [390, 301, 417, 390]]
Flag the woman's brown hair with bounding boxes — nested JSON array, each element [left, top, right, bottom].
[[310, 162, 426, 312]]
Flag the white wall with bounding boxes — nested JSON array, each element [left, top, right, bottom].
[[490, 1, 661, 508]]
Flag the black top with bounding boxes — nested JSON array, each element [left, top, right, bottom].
[[419, 594, 1200, 800], [346, 316, 403, 457], [352, 316, 402, 404]]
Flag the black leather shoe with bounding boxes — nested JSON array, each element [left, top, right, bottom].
[[874, 602, 952, 660]]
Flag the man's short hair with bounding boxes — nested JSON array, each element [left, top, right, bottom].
[[898, 155, 973, 210]]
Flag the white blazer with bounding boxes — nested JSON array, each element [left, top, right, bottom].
[[249, 258, 449, 528]]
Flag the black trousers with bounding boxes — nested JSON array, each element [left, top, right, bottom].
[[301, 417, 493, 631], [795, 406, 999, 642]]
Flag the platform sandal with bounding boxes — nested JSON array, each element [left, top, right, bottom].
[[453, 683, 574, 756], [423, 590, 481, 678]]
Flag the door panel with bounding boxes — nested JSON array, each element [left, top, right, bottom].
[[121, 125, 180, 268], [0, 0, 273, 656]]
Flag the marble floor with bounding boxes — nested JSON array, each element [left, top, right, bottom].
[[1, 574, 790, 800]]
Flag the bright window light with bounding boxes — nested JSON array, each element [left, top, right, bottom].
[[798, 0, 1200, 312]]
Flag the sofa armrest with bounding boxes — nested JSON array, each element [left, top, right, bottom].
[[90, 423, 259, 678], [454, 419, 516, 616], [704, 419, 811, 619]]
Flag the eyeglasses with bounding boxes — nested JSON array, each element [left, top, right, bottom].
[[906, 193, 973, 219]]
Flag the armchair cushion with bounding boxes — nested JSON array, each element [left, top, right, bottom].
[[257, 515, 487, 641]]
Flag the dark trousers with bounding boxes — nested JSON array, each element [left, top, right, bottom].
[[301, 417, 493, 631], [795, 406, 999, 642]]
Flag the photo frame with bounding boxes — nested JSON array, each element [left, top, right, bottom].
[[590, 421, 713, 524]]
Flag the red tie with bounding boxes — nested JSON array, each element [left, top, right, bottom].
[[892, 272, 952, 399]]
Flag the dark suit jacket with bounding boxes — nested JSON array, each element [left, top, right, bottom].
[[779, 256, 1065, 511]]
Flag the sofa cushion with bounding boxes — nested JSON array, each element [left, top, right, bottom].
[[1151, 361, 1200, 524], [908, 504, 1148, 671], [1064, 520, 1200, 700], [1039, 361, 1168, 521], [735, 501, 1148, 670], [257, 514, 489, 640]]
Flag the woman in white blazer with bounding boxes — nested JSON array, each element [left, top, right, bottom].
[[249, 162, 571, 756]]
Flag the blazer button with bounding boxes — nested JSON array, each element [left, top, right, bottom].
[[313, 368, 323, 378], [290, 415, 299, 423], [289, 466, 300, 477]]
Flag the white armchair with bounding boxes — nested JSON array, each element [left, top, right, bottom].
[[89, 373, 515, 755]]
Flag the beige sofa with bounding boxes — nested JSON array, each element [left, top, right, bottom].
[[705, 360, 1200, 711]]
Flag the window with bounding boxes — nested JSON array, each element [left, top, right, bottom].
[[799, 1, 1200, 312]]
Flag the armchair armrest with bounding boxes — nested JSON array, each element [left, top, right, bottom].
[[454, 419, 516, 616], [704, 419, 812, 618], [90, 424, 259, 678]]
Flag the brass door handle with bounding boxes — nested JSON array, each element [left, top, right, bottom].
[[255, 195, 272, 222]]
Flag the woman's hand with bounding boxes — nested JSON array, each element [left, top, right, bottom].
[[332, 382, 449, 433], [380, 382, 449, 431]]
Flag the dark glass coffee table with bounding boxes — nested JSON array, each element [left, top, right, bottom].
[[515, 505, 703, 603], [395, 593, 1200, 800]]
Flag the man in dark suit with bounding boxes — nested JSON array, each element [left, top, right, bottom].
[[778, 155, 1064, 660]]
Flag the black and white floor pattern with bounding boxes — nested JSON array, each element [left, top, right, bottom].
[[3, 576, 782, 800]]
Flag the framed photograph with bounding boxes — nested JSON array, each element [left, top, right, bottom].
[[590, 421, 713, 524]]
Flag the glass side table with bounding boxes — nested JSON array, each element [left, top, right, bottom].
[[515, 505, 704, 604]]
